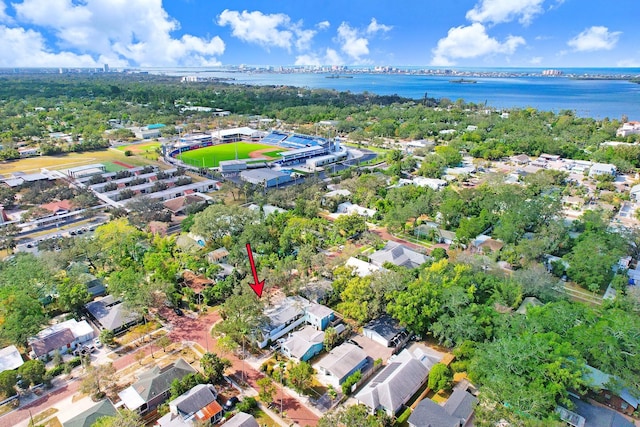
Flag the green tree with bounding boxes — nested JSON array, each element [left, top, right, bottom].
[[0, 370, 17, 398], [157, 335, 171, 352], [431, 247, 448, 261], [93, 410, 144, 427], [56, 279, 91, 313], [100, 329, 116, 347], [318, 404, 387, 427], [170, 373, 206, 399], [18, 359, 46, 387], [200, 352, 231, 383], [288, 361, 314, 393], [256, 377, 277, 403], [80, 363, 116, 400], [333, 213, 367, 239], [323, 326, 339, 351], [427, 363, 453, 392], [213, 290, 265, 345]]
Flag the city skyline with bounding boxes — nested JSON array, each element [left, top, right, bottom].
[[0, 0, 638, 69]]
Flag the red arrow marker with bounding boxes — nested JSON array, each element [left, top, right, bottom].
[[246, 243, 265, 298]]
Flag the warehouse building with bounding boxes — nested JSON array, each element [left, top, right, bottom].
[[240, 168, 292, 188]]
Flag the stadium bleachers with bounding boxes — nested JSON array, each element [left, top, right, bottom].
[[261, 131, 288, 145]]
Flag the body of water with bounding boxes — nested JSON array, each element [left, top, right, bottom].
[[155, 68, 640, 120]]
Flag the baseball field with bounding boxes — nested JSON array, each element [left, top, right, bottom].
[[176, 142, 286, 168]]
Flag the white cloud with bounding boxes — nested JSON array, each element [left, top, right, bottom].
[[0, 25, 101, 67], [336, 22, 369, 61], [218, 9, 294, 51], [317, 21, 330, 30], [567, 26, 621, 52], [466, 0, 546, 25], [0, 1, 11, 23], [294, 27, 316, 51], [617, 59, 640, 67], [367, 17, 392, 34], [295, 48, 344, 66], [9, 0, 224, 67], [431, 23, 525, 66], [335, 18, 391, 62], [529, 56, 543, 64]]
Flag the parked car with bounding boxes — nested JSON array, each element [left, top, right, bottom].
[[173, 308, 184, 316], [94, 338, 103, 348], [223, 396, 240, 411]]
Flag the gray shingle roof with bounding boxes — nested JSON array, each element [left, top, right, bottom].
[[363, 315, 405, 342], [408, 398, 460, 427], [133, 358, 196, 402], [355, 349, 430, 415], [317, 343, 368, 381], [224, 412, 260, 427], [442, 388, 478, 422], [369, 241, 428, 269], [63, 399, 117, 427], [172, 384, 217, 417], [85, 295, 140, 332]]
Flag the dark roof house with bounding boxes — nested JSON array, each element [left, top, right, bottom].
[[409, 388, 477, 427], [156, 384, 223, 427], [63, 399, 117, 427], [362, 315, 409, 348], [85, 295, 142, 334], [118, 358, 196, 414]]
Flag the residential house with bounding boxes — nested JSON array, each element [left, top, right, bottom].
[[616, 121, 640, 137], [408, 389, 477, 427], [336, 202, 377, 218], [583, 365, 639, 415], [321, 189, 351, 207], [62, 399, 118, 427], [629, 184, 640, 203], [369, 241, 429, 269], [305, 303, 334, 331], [206, 248, 229, 264], [163, 194, 208, 215], [280, 326, 324, 362], [156, 384, 223, 427], [224, 412, 260, 427], [557, 395, 634, 427], [511, 154, 530, 165], [345, 257, 386, 277], [248, 203, 286, 217], [0, 345, 24, 373], [414, 223, 456, 245], [515, 297, 543, 315], [29, 319, 94, 360], [41, 199, 75, 215], [316, 343, 369, 386], [85, 295, 142, 335], [118, 358, 196, 415], [362, 315, 409, 349], [471, 235, 504, 254], [412, 177, 448, 191], [258, 296, 311, 349], [589, 163, 617, 178], [356, 349, 433, 416]]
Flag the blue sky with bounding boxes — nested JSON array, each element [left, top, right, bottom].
[[0, 0, 638, 68]]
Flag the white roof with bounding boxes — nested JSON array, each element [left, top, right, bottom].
[[317, 343, 368, 380], [216, 127, 259, 137], [281, 326, 324, 359], [324, 189, 351, 198], [35, 319, 94, 341], [0, 345, 24, 372], [345, 257, 385, 277], [118, 385, 147, 410]]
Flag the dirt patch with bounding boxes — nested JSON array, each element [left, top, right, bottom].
[[248, 148, 282, 159], [112, 160, 134, 169]]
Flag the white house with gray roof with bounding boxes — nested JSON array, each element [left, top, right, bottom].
[[316, 342, 369, 386], [356, 348, 434, 416], [85, 295, 142, 335], [369, 241, 429, 269]]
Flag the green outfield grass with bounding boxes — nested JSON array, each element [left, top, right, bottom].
[[176, 142, 285, 168]]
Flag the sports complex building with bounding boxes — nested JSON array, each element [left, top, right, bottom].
[[165, 127, 349, 177]]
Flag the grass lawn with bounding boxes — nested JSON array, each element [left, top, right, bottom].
[[254, 409, 280, 427], [177, 142, 285, 168], [0, 149, 155, 176]]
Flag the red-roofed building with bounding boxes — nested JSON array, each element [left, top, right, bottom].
[[40, 199, 74, 214]]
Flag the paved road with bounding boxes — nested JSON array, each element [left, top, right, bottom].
[[160, 307, 320, 427]]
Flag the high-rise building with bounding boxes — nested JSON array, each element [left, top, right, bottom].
[[103, 63, 109, 73]]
